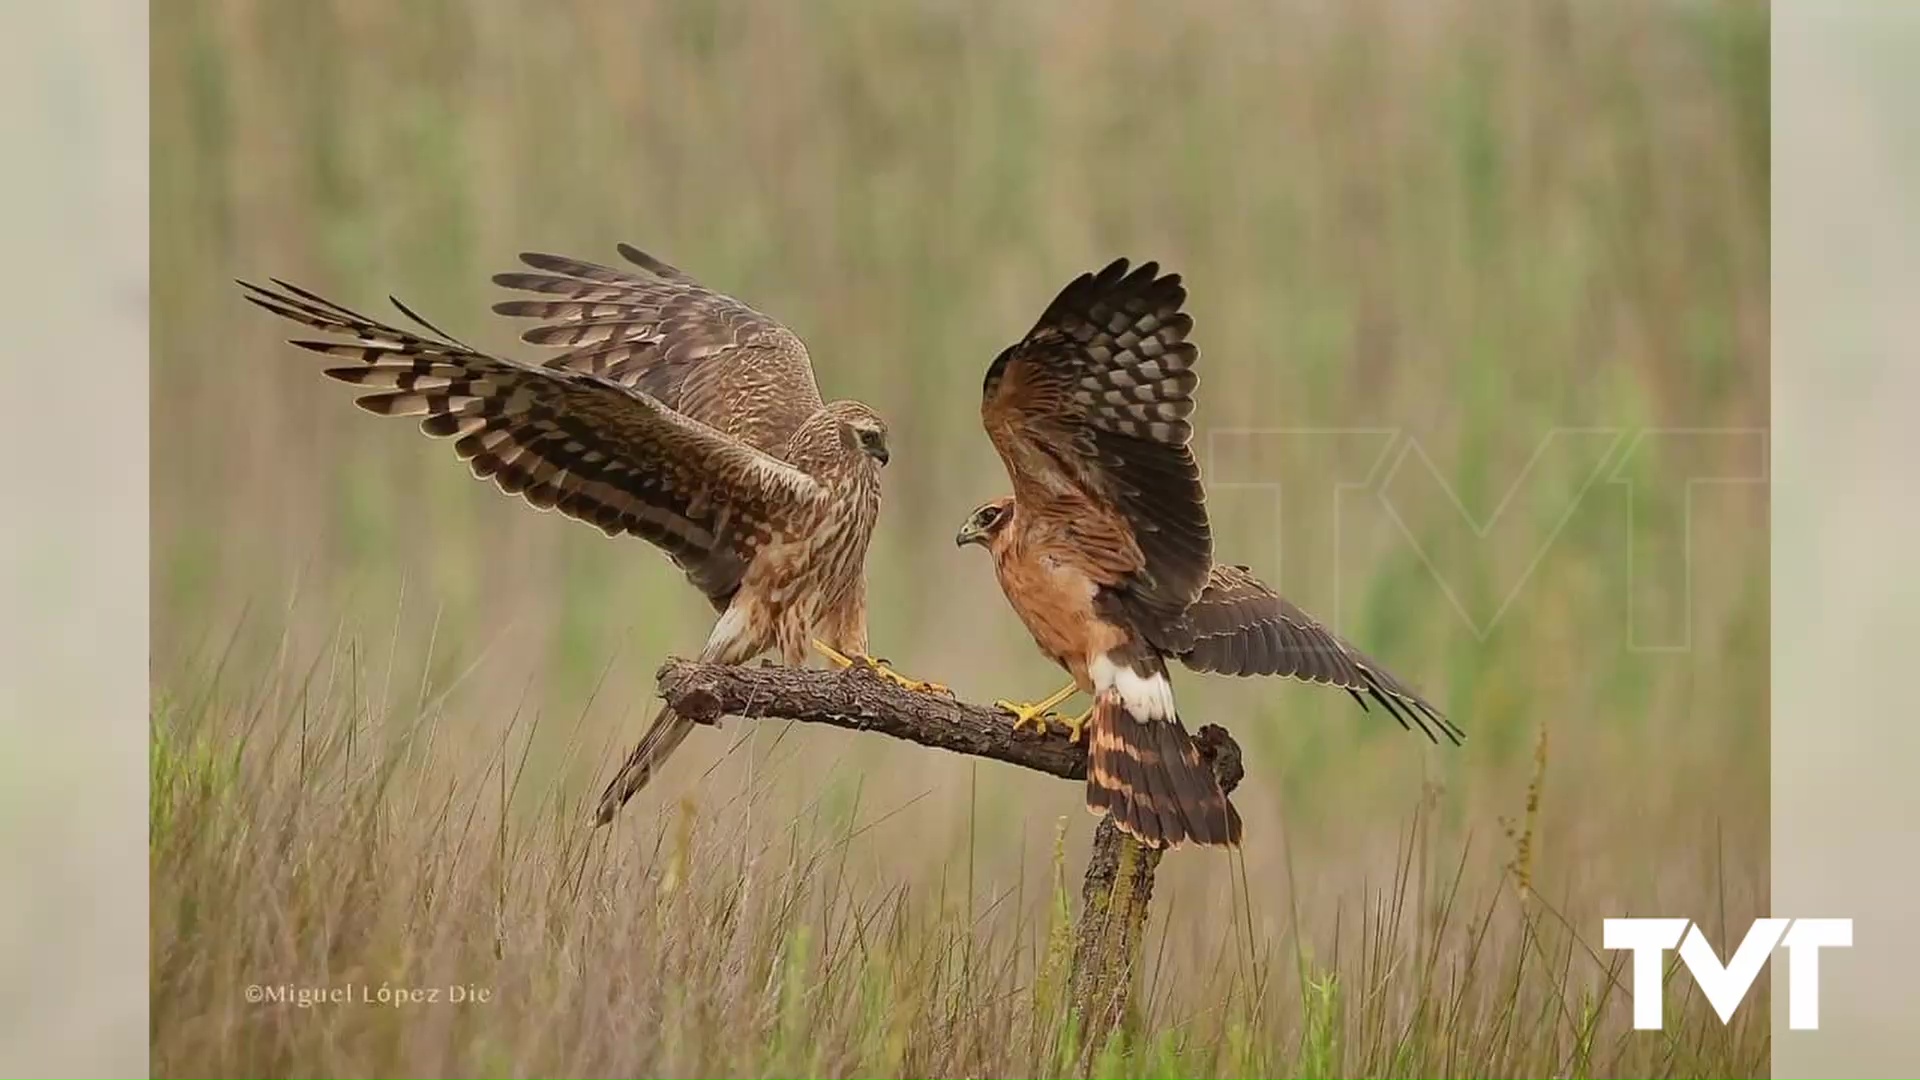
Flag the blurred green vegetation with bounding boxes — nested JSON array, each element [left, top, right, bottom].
[[151, 1, 1769, 1073], [150, 632, 1767, 1076]]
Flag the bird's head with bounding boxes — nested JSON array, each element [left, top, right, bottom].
[[955, 496, 1016, 549], [827, 400, 890, 468]]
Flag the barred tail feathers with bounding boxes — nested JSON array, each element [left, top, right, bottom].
[[1084, 692, 1240, 849], [593, 704, 695, 825], [593, 598, 761, 826]]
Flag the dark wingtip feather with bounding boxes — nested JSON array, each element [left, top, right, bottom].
[[267, 276, 385, 325], [1373, 667, 1463, 745], [239, 291, 299, 321], [387, 294, 468, 347], [287, 338, 346, 355], [1429, 704, 1467, 746], [268, 276, 334, 308], [1367, 685, 1419, 737], [615, 242, 689, 280], [1353, 668, 1465, 747]]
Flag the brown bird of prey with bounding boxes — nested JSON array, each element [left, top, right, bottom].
[[242, 244, 942, 826], [956, 259, 1461, 849]]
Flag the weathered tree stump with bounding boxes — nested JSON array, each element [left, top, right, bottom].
[[651, 659, 1245, 1053], [1068, 725, 1243, 1051]]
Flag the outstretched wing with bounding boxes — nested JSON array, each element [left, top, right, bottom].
[[1171, 564, 1463, 744], [241, 278, 819, 606], [981, 258, 1212, 624], [491, 244, 824, 456]]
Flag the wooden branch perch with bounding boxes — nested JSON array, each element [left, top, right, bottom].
[[655, 658, 1246, 1051], [657, 657, 1095, 776]]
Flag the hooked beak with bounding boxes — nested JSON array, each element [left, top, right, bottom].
[[955, 522, 984, 548], [872, 444, 889, 467]]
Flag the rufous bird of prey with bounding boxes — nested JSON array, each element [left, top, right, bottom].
[[956, 259, 1461, 849], [242, 244, 943, 826]]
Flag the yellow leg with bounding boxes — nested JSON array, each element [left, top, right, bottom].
[[813, 639, 951, 695], [814, 639, 858, 669], [1057, 705, 1094, 745], [994, 682, 1080, 735]]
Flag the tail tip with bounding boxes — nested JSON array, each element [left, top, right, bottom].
[[1087, 698, 1243, 850], [1103, 808, 1243, 850]]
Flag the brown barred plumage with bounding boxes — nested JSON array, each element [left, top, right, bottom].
[[1169, 565, 1459, 743], [980, 258, 1212, 630], [243, 246, 892, 823], [1085, 693, 1242, 849], [961, 259, 1459, 850], [491, 245, 825, 458]]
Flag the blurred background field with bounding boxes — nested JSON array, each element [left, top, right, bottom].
[[150, 0, 1769, 1075]]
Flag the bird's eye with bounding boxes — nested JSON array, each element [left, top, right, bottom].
[[977, 506, 1000, 527]]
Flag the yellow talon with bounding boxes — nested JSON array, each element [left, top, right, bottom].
[[995, 698, 1056, 735], [1058, 706, 1093, 745], [813, 639, 951, 695], [873, 664, 951, 695], [814, 639, 857, 669], [994, 682, 1081, 736]]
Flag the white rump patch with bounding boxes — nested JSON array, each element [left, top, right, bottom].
[[1090, 654, 1177, 722]]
